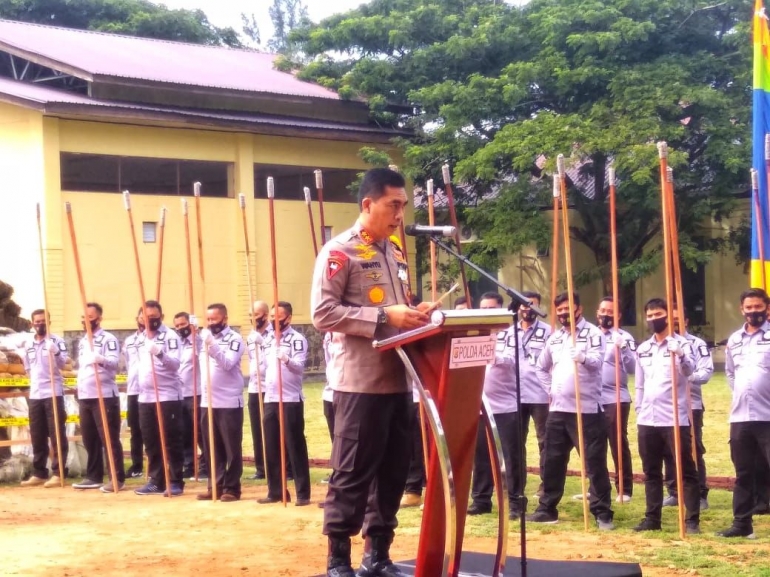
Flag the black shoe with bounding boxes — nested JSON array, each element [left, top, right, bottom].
[[257, 496, 282, 504], [717, 525, 756, 538], [357, 534, 403, 577], [296, 498, 311, 507], [467, 502, 492, 516], [250, 472, 266, 480], [753, 503, 770, 516], [509, 508, 522, 521], [525, 510, 558, 524], [632, 518, 661, 532], [685, 521, 701, 535], [328, 537, 355, 577]]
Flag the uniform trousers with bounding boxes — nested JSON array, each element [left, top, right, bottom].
[[126, 394, 143, 472], [323, 392, 412, 539], [729, 421, 770, 530], [79, 396, 125, 483], [264, 401, 311, 500], [755, 454, 770, 508], [248, 392, 266, 476], [324, 399, 335, 440], [638, 424, 699, 523], [603, 402, 634, 496], [404, 402, 426, 496], [663, 408, 708, 499], [29, 397, 68, 479], [182, 395, 207, 476], [201, 408, 243, 497], [520, 403, 549, 491], [139, 400, 184, 488], [536, 411, 613, 521], [471, 411, 523, 511]]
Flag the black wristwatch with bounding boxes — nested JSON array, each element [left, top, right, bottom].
[[376, 307, 388, 325]]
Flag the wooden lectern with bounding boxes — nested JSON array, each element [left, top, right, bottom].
[[374, 308, 513, 577]]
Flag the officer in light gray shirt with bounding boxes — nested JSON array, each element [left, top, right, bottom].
[[246, 300, 273, 480], [123, 309, 145, 478]]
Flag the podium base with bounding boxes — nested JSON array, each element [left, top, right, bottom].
[[391, 552, 643, 577]]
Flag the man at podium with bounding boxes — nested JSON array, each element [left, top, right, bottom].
[[311, 168, 432, 577]]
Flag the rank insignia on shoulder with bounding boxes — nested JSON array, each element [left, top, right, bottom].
[[107, 340, 117, 352], [293, 340, 304, 351], [229, 341, 241, 352], [360, 229, 374, 245], [328, 250, 349, 279]]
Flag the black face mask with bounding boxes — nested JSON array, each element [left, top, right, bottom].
[[209, 322, 226, 335], [557, 313, 572, 328], [34, 325, 47, 336], [521, 310, 537, 323], [746, 311, 768, 328], [647, 317, 668, 334], [254, 316, 267, 330], [177, 326, 191, 339], [81, 320, 99, 331], [597, 315, 614, 329], [148, 318, 162, 331], [278, 319, 290, 332]]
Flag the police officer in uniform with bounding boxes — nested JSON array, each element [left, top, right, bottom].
[[133, 301, 185, 496], [320, 330, 334, 490], [247, 300, 272, 480], [197, 303, 245, 502], [529, 291, 614, 529], [73, 302, 125, 493], [123, 308, 145, 478], [19, 309, 69, 488], [633, 298, 700, 534], [663, 307, 714, 510], [257, 301, 311, 505], [311, 168, 430, 577], [718, 288, 770, 538]]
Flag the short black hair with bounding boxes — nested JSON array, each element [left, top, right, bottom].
[[644, 297, 668, 313], [144, 300, 163, 315], [741, 287, 770, 305], [554, 291, 580, 307], [358, 168, 406, 208], [174, 312, 190, 321], [599, 295, 613, 304], [522, 290, 541, 303], [30, 309, 46, 320], [86, 302, 103, 316], [480, 291, 503, 307], [455, 296, 468, 306], [207, 303, 228, 316], [276, 301, 293, 316]]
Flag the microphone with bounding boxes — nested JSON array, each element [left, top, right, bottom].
[[404, 224, 456, 237]]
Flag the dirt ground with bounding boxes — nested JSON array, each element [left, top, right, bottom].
[[0, 480, 685, 576]]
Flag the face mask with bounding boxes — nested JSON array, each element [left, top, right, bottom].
[[557, 313, 571, 328], [521, 310, 537, 323], [746, 311, 767, 327], [177, 326, 191, 339], [34, 325, 47, 336], [646, 317, 668, 334], [137, 321, 145, 332], [597, 315, 614, 329], [209, 322, 226, 335], [278, 319, 290, 332], [254, 316, 267, 330], [148, 318, 162, 331], [81, 320, 98, 331]]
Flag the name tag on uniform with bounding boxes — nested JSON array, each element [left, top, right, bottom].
[[449, 335, 496, 369]]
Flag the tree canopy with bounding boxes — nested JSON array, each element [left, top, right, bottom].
[[292, 0, 753, 301]]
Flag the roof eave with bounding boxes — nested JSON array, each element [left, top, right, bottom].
[[0, 40, 93, 82]]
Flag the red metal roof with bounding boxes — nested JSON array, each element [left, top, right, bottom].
[[0, 19, 340, 100]]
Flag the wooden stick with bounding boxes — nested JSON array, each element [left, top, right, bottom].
[[194, 182, 217, 501], [156, 206, 167, 302], [442, 164, 472, 304], [754, 168, 767, 291], [64, 202, 119, 495], [239, 193, 270, 484], [36, 203, 65, 487], [557, 154, 590, 531], [267, 177, 288, 506], [424, 282, 460, 314], [427, 179, 438, 301], [608, 168, 624, 503], [657, 142, 686, 540], [551, 174, 561, 330], [665, 168, 698, 468], [181, 199, 200, 482], [315, 170, 327, 246], [123, 191, 172, 498], [304, 187, 319, 258]]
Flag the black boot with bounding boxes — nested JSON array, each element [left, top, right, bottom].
[[357, 534, 404, 577], [327, 536, 356, 577]]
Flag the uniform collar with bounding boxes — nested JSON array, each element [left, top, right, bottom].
[[740, 320, 770, 337], [214, 326, 232, 340], [558, 316, 586, 335], [353, 219, 386, 248]]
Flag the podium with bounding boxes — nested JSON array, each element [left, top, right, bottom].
[[374, 308, 512, 577]]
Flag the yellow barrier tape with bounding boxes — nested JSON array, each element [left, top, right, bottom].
[[0, 411, 128, 427], [0, 375, 128, 387]]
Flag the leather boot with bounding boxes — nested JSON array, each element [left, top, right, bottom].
[[357, 533, 404, 576], [327, 536, 356, 577]]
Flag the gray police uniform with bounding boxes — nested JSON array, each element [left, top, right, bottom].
[[246, 324, 273, 478], [123, 331, 143, 474], [179, 331, 205, 477]]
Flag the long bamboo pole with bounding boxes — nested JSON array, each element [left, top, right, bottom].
[[181, 199, 200, 481], [442, 164, 472, 304], [155, 206, 166, 302], [427, 179, 438, 301], [315, 170, 327, 247], [304, 187, 319, 258], [551, 174, 561, 329], [36, 203, 65, 487]]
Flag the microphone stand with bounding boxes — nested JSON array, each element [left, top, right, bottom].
[[430, 235, 539, 575]]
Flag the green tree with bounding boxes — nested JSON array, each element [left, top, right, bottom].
[[293, 0, 752, 305], [0, 0, 243, 46], [268, 0, 309, 53]]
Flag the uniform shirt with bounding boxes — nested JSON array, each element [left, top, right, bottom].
[[322, 331, 334, 403], [262, 326, 308, 403], [600, 328, 637, 405], [725, 321, 770, 423], [515, 319, 551, 404], [123, 331, 142, 396], [311, 221, 410, 395], [199, 326, 245, 409], [483, 326, 518, 414], [77, 328, 120, 400], [682, 331, 714, 410], [246, 324, 273, 394], [136, 325, 182, 403], [535, 317, 605, 413], [634, 333, 695, 427], [179, 332, 202, 398], [22, 335, 68, 399]]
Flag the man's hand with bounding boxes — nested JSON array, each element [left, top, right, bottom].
[[384, 305, 429, 330], [276, 349, 288, 364], [667, 340, 684, 358], [200, 330, 214, 347], [145, 341, 162, 357], [614, 334, 629, 350], [569, 346, 586, 364], [252, 333, 264, 346], [415, 302, 435, 314], [46, 340, 59, 356]]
